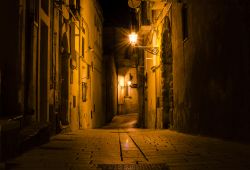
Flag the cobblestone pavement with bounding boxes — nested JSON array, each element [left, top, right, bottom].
[[4, 128, 250, 170]]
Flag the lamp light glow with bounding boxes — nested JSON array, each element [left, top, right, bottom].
[[129, 32, 138, 46], [127, 80, 132, 86], [119, 80, 124, 87], [128, 32, 159, 55]]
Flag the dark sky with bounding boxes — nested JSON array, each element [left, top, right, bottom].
[[98, 0, 133, 27]]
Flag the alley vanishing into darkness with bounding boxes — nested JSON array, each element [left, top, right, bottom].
[[4, 114, 250, 170], [1, 0, 250, 169]]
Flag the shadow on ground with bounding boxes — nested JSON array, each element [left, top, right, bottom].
[[102, 113, 138, 129]]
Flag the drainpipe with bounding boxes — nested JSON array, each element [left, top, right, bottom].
[[58, 1, 63, 129], [153, 29, 160, 129], [0, 70, 2, 114], [155, 68, 157, 129], [78, 19, 81, 129], [51, 0, 54, 128]]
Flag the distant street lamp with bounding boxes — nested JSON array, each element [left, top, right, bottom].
[[127, 80, 132, 86], [128, 32, 159, 55], [118, 78, 124, 87]]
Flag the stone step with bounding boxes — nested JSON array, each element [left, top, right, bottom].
[[19, 122, 50, 153]]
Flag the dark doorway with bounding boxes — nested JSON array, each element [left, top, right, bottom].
[[60, 32, 69, 125], [40, 21, 48, 122]]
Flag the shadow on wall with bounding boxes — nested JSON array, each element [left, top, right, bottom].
[[172, 1, 250, 141]]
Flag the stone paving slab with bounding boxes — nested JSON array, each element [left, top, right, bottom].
[[3, 129, 250, 170]]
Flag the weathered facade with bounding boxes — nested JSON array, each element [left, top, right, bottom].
[[0, 0, 105, 160], [134, 0, 173, 129], [24, 0, 103, 130], [79, 0, 105, 129], [1, 0, 250, 163], [47, 0, 105, 131], [133, 0, 250, 140]]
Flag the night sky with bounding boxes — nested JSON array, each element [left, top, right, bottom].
[[98, 0, 133, 27]]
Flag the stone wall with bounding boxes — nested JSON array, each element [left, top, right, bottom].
[[103, 27, 118, 122], [161, 17, 173, 128], [172, 0, 250, 140]]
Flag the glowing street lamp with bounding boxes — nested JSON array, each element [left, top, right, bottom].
[[129, 32, 138, 46], [127, 80, 132, 86], [128, 32, 159, 55]]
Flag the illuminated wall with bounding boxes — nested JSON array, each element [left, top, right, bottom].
[[78, 0, 104, 129], [0, 0, 104, 133], [140, 1, 170, 129], [118, 68, 139, 115]]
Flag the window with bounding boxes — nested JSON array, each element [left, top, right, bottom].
[[182, 4, 188, 40], [82, 82, 87, 102], [141, 1, 150, 25], [76, 0, 80, 13], [152, 10, 157, 23], [125, 85, 129, 97], [87, 64, 90, 79], [73, 96, 76, 108], [82, 37, 84, 57], [70, 69, 73, 84]]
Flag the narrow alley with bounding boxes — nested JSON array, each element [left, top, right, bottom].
[[1, 0, 250, 169], [4, 114, 250, 170]]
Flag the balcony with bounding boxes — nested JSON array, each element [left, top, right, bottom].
[[138, 1, 151, 35]]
